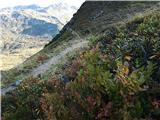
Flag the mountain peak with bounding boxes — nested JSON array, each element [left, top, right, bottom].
[[13, 4, 41, 10], [0, 3, 78, 70]]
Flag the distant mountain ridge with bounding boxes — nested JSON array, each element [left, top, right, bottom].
[[0, 3, 78, 70]]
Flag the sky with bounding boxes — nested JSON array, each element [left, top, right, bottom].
[[0, 0, 85, 8]]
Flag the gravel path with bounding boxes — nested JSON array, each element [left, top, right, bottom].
[[1, 39, 89, 95], [31, 40, 88, 77]]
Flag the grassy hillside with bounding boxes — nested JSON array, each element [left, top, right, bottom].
[[1, 1, 159, 88], [2, 5, 160, 120]]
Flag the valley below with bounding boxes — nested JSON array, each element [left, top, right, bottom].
[[0, 3, 78, 70]]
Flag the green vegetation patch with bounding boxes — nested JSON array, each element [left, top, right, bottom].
[[2, 9, 160, 120]]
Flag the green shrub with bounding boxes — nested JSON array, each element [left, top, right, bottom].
[[2, 10, 160, 120]]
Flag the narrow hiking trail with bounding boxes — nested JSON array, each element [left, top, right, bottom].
[[1, 39, 89, 95], [31, 40, 88, 77]]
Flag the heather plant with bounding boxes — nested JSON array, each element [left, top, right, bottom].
[[1, 10, 160, 120], [2, 77, 46, 120]]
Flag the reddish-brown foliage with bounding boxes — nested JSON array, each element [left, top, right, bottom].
[[36, 55, 48, 63]]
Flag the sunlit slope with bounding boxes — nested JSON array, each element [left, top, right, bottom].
[[0, 3, 77, 70], [2, 1, 160, 87], [2, 4, 160, 120]]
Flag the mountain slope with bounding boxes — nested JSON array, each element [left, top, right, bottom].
[[2, 1, 159, 87], [0, 4, 77, 70], [2, 1, 160, 120]]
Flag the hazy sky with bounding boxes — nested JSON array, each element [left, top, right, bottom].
[[0, 0, 85, 8]]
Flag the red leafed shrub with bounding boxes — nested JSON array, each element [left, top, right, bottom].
[[36, 54, 48, 63], [97, 102, 113, 119], [86, 96, 96, 112], [152, 99, 160, 108], [65, 58, 83, 79]]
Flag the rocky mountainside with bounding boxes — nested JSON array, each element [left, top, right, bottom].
[[0, 3, 78, 70]]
